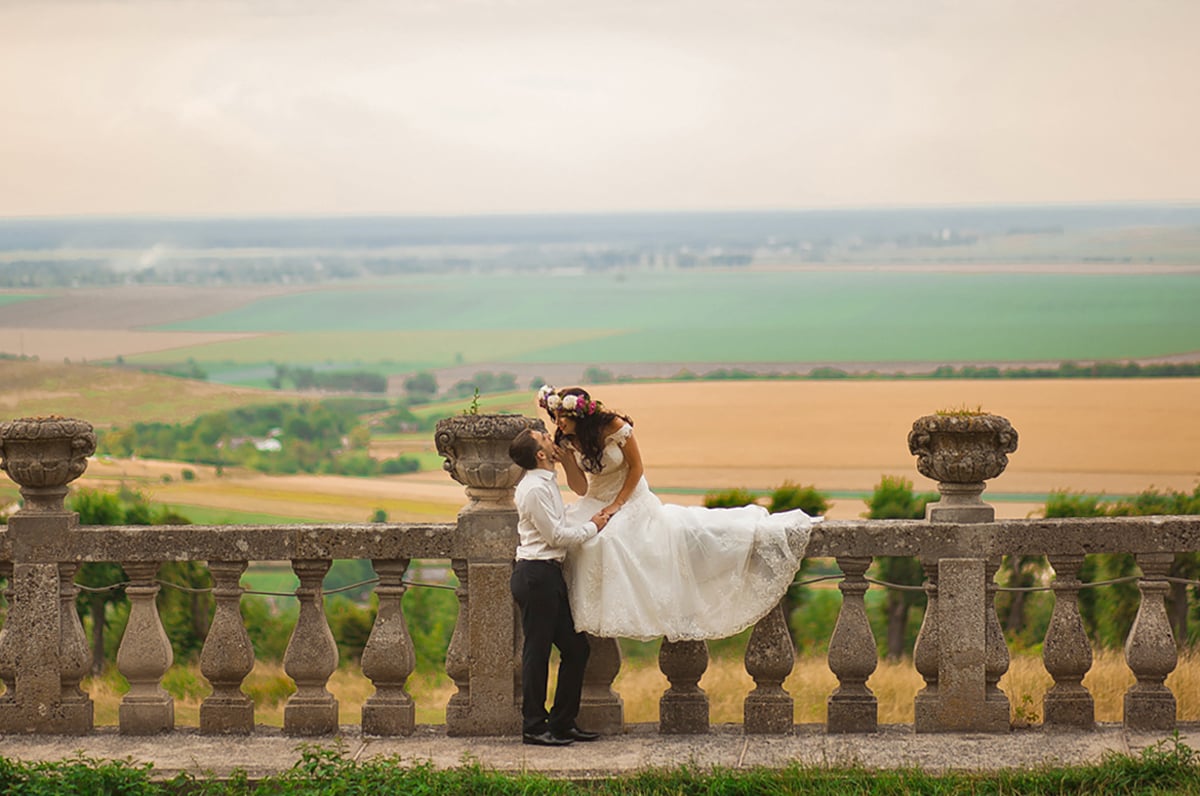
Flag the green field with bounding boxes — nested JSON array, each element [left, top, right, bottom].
[[0, 293, 42, 307], [128, 270, 1200, 372]]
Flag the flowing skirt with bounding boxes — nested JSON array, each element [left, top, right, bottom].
[[563, 481, 815, 641]]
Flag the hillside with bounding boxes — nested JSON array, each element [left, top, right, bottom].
[[0, 359, 286, 428]]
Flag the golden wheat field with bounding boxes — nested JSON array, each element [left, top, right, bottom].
[[83, 649, 1200, 728], [72, 378, 1200, 522]]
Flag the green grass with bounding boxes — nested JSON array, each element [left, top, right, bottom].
[[1, 734, 1197, 794], [129, 271, 1200, 371], [161, 504, 312, 525]]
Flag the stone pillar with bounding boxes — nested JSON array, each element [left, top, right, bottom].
[[578, 635, 624, 735], [826, 556, 877, 733], [1043, 554, 1094, 729], [283, 559, 339, 735], [930, 557, 1008, 731], [0, 416, 96, 734], [200, 560, 255, 735], [117, 561, 174, 734], [743, 600, 795, 734], [437, 414, 538, 736], [912, 557, 940, 731], [659, 639, 709, 734], [1124, 552, 1177, 731], [361, 558, 416, 736]]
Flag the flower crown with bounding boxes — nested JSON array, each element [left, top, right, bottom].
[[537, 384, 603, 419]]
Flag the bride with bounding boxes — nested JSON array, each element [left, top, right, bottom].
[[537, 385, 818, 642]]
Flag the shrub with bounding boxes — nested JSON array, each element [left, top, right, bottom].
[[768, 481, 829, 515], [703, 488, 759, 508]]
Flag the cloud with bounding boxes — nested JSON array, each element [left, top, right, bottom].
[[1, 0, 1198, 216]]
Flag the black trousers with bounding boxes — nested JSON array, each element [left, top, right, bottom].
[[510, 559, 590, 735]]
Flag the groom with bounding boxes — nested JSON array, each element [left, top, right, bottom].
[[508, 427, 608, 746]]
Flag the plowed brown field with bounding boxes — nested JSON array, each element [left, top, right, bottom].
[[72, 379, 1200, 523]]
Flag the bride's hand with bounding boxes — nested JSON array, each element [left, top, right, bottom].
[[601, 502, 623, 518]]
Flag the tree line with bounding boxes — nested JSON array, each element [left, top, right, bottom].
[[96, 399, 421, 477]]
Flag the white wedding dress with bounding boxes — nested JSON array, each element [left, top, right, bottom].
[[562, 424, 817, 642]]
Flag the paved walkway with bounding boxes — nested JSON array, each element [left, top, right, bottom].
[[3, 723, 1198, 781]]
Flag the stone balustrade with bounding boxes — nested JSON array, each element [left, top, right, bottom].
[[0, 414, 1198, 738]]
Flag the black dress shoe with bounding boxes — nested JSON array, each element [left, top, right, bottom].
[[523, 730, 574, 746], [553, 726, 601, 742]]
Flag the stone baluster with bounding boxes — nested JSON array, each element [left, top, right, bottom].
[[116, 561, 174, 734], [983, 557, 1011, 724], [826, 556, 877, 733], [1042, 554, 1094, 729], [743, 600, 795, 734], [444, 558, 470, 734], [578, 635, 624, 735], [283, 559, 338, 735], [1124, 552, 1177, 731], [659, 639, 709, 734], [361, 558, 416, 736], [912, 557, 940, 731], [0, 417, 96, 734], [200, 560, 255, 734], [58, 562, 93, 713], [0, 562, 16, 705]]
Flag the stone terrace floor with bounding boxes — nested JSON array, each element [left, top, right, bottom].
[[3, 723, 1199, 781]]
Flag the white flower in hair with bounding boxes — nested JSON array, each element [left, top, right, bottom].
[[561, 395, 579, 412], [546, 394, 562, 411]]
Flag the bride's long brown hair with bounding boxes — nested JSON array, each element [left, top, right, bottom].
[[549, 387, 633, 474]]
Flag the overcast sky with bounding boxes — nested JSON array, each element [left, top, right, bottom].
[[2, 0, 1198, 218]]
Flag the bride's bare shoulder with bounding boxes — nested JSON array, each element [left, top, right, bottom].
[[604, 418, 630, 435]]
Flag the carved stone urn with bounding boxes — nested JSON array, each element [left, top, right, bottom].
[[0, 416, 96, 513], [435, 414, 545, 513], [907, 412, 1018, 523]]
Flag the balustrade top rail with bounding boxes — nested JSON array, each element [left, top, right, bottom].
[[2, 515, 1200, 564]]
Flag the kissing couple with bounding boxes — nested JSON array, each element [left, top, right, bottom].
[[508, 385, 819, 746]]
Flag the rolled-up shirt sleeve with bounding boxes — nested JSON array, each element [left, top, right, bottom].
[[520, 486, 597, 549]]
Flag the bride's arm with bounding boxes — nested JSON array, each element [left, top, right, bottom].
[[558, 441, 589, 496], [601, 423, 643, 518]]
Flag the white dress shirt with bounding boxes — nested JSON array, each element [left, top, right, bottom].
[[514, 468, 598, 561]]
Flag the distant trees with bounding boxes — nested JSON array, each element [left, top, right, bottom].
[[96, 399, 420, 477], [863, 476, 938, 660], [270, 365, 387, 393], [403, 371, 438, 403], [447, 371, 518, 398]]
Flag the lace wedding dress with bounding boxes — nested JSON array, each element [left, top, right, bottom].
[[562, 425, 817, 642]]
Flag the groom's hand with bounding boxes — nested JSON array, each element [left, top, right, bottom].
[[591, 511, 609, 532]]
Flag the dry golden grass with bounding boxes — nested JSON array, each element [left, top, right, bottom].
[[84, 650, 1200, 728]]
